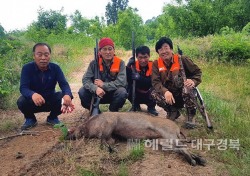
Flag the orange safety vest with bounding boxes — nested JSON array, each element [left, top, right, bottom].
[[135, 61, 153, 76], [99, 56, 121, 73], [157, 54, 180, 72]]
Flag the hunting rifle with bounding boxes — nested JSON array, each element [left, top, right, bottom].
[[177, 45, 213, 129], [90, 39, 101, 116], [131, 31, 137, 111]]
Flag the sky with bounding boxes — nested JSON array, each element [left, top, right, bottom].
[[0, 0, 171, 32]]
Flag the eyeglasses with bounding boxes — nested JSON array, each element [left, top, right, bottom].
[[158, 46, 170, 52]]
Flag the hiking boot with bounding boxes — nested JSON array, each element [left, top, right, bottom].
[[147, 107, 159, 116], [21, 118, 37, 130], [129, 104, 141, 112], [185, 108, 196, 129], [185, 121, 197, 129], [47, 117, 61, 126]]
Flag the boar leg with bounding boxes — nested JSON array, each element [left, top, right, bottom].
[[191, 153, 206, 166], [100, 138, 118, 153], [159, 138, 196, 166]]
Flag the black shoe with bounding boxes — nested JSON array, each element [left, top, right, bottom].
[[147, 107, 159, 116]]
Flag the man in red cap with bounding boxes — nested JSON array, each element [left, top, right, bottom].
[[78, 37, 128, 112]]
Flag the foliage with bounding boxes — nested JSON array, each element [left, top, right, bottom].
[[105, 0, 128, 25], [144, 17, 158, 41], [0, 24, 5, 38], [69, 11, 104, 39], [69, 10, 90, 34], [159, 0, 250, 37], [206, 33, 250, 63], [86, 16, 104, 39], [54, 123, 68, 140], [0, 37, 31, 104], [219, 26, 235, 35], [111, 7, 146, 50], [25, 7, 67, 41], [36, 7, 67, 33]]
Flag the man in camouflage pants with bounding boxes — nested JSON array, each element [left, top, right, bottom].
[[151, 37, 202, 129]]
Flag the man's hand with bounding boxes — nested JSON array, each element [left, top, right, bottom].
[[184, 79, 195, 89], [32, 93, 45, 106], [127, 57, 135, 67], [96, 87, 105, 98], [164, 91, 175, 105], [62, 95, 72, 106], [132, 72, 140, 80], [61, 96, 75, 113], [94, 79, 104, 88]]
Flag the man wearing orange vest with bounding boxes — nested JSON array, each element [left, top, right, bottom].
[[126, 45, 158, 116], [151, 37, 202, 128], [78, 38, 127, 112]]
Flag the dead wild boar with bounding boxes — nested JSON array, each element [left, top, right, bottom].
[[67, 112, 206, 166]]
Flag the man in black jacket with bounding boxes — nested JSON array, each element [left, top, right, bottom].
[[126, 46, 158, 116], [17, 43, 74, 130]]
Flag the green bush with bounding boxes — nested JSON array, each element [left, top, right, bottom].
[[206, 33, 250, 63], [0, 37, 33, 108]]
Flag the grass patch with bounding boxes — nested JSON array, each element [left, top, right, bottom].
[[190, 61, 250, 175], [99, 100, 131, 113], [0, 120, 19, 132], [118, 162, 129, 176], [127, 141, 145, 161], [77, 168, 97, 176]]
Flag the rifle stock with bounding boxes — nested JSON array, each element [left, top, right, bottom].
[[177, 45, 213, 129], [90, 39, 101, 116], [131, 31, 136, 111]]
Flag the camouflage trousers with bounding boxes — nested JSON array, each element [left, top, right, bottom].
[[151, 89, 196, 121]]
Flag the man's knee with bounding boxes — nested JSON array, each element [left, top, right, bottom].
[[17, 96, 31, 110], [109, 87, 128, 111], [78, 87, 92, 109], [114, 87, 128, 99], [50, 92, 63, 109]]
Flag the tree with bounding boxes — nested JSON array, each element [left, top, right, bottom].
[[35, 7, 67, 34], [0, 24, 5, 38], [70, 10, 90, 34], [158, 0, 250, 37], [114, 7, 146, 50], [105, 0, 129, 25], [86, 16, 104, 38]]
